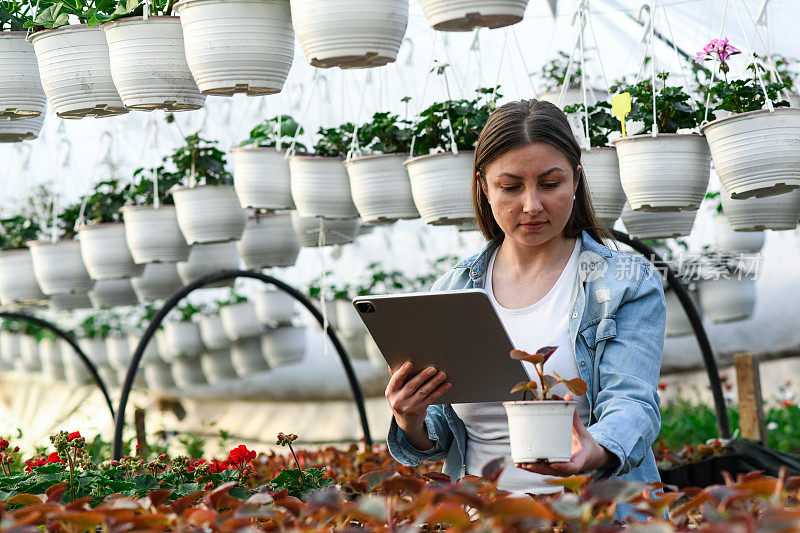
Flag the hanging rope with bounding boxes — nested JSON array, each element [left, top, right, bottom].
[[346, 72, 371, 162], [659, 0, 699, 112], [285, 70, 321, 159], [649, 0, 658, 137], [731, 0, 773, 112], [703, 0, 730, 124], [317, 218, 330, 357], [741, 1, 793, 102], [510, 26, 541, 96], [577, 4, 591, 149]]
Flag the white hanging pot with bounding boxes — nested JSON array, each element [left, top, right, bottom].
[[289, 156, 358, 219], [230, 336, 270, 375], [177, 241, 240, 288], [291, 0, 407, 68], [364, 334, 385, 367], [255, 289, 296, 325], [29, 25, 127, 119], [503, 400, 576, 462], [64, 353, 92, 386], [121, 205, 191, 264], [129, 332, 161, 364], [105, 336, 131, 370], [230, 146, 293, 210], [49, 292, 92, 311], [720, 187, 800, 231], [713, 213, 765, 253], [237, 213, 301, 269], [78, 223, 144, 280], [580, 147, 624, 224], [19, 335, 41, 372], [404, 152, 475, 226], [131, 262, 184, 302], [163, 321, 204, 361], [28, 240, 94, 295], [698, 277, 756, 324], [171, 184, 247, 244], [40, 338, 66, 381], [345, 154, 420, 224], [175, 0, 294, 96], [310, 298, 338, 330], [143, 359, 176, 391], [620, 202, 697, 239], [335, 299, 366, 335], [613, 134, 711, 212], [88, 279, 139, 308], [0, 32, 47, 120], [220, 301, 263, 341], [418, 0, 529, 31], [701, 108, 800, 199], [171, 356, 208, 387], [290, 212, 361, 247], [0, 113, 45, 142], [79, 337, 109, 367], [341, 331, 369, 360], [200, 349, 238, 383], [664, 286, 699, 337], [0, 248, 47, 306], [198, 315, 232, 350], [262, 325, 305, 367], [102, 16, 205, 111], [0, 331, 22, 367]]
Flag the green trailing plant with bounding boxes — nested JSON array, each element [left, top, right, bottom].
[[170, 133, 232, 187], [0, 216, 40, 251], [80, 179, 128, 226], [87, 0, 174, 25], [128, 165, 182, 206], [621, 72, 706, 134], [311, 123, 355, 158], [0, 1, 29, 30], [78, 312, 122, 340], [509, 346, 588, 401], [562, 101, 617, 147], [539, 50, 584, 93], [705, 191, 723, 214], [240, 115, 306, 152], [356, 111, 414, 155], [706, 63, 790, 116], [216, 288, 248, 308], [173, 302, 203, 322]]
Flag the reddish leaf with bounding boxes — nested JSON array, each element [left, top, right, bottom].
[[47, 511, 105, 529], [358, 469, 399, 492], [422, 472, 452, 484], [170, 491, 203, 515], [144, 489, 173, 508], [537, 346, 558, 364], [45, 482, 68, 503], [489, 497, 555, 520], [421, 502, 472, 528], [480, 457, 505, 483], [510, 381, 537, 395], [185, 507, 217, 525], [545, 474, 591, 493], [6, 494, 43, 507], [380, 476, 425, 496], [510, 349, 543, 365], [671, 488, 711, 517], [274, 495, 304, 516], [64, 497, 92, 511], [203, 481, 238, 510], [126, 512, 172, 530], [553, 371, 588, 397], [738, 477, 779, 499]]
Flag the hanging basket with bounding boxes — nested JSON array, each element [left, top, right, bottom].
[[105, 336, 131, 370], [0, 332, 22, 367], [131, 262, 184, 302], [698, 277, 756, 324], [143, 359, 176, 391], [200, 349, 238, 383], [341, 331, 369, 360], [172, 356, 208, 387], [620, 202, 697, 240], [237, 213, 301, 269], [262, 325, 306, 367], [129, 332, 161, 364], [613, 134, 711, 212], [175, 0, 294, 96], [40, 338, 66, 382], [177, 241, 240, 288], [29, 25, 127, 119], [28, 240, 94, 295], [121, 205, 190, 264], [720, 187, 800, 231], [220, 301, 263, 341], [335, 299, 367, 335], [255, 289, 296, 325], [291, 0, 407, 68], [418, 0, 529, 31], [289, 156, 358, 219], [664, 286, 700, 338], [230, 336, 270, 375], [49, 292, 93, 311], [404, 151, 475, 226], [0, 113, 45, 143], [101, 16, 204, 111], [198, 315, 232, 351], [230, 146, 293, 210], [713, 213, 765, 253], [290, 211, 361, 247], [581, 147, 625, 224], [0, 248, 47, 306], [0, 32, 47, 120], [88, 278, 139, 308], [171, 184, 247, 244], [19, 335, 41, 372], [346, 154, 420, 224], [78, 223, 145, 280], [701, 108, 800, 199], [163, 321, 204, 361]]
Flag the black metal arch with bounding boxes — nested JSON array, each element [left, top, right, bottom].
[[113, 269, 372, 460], [611, 230, 732, 439], [0, 311, 116, 419]]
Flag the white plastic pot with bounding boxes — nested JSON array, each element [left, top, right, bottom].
[[30, 25, 127, 119], [121, 205, 191, 264], [49, 292, 92, 311], [78, 223, 144, 280], [237, 213, 301, 269], [102, 16, 205, 111], [0, 113, 45, 142], [79, 337, 109, 366], [230, 146, 293, 210], [129, 333, 161, 364], [335, 299, 366, 335], [262, 326, 305, 367], [701, 108, 800, 199], [171, 185, 247, 244], [345, 154, 420, 224], [64, 353, 92, 386], [503, 400, 576, 462], [106, 336, 131, 370], [175, 0, 294, 96], [0, 248, 47, 305], [720, 188, 800, 231], [289, 156, 358, 219], [341, 331, 369, 360], [230, 336, 270, 375], [198, 315, 232, 350], [698, 277, 756, 324], [220, 301, 263, 341], [162, 321, 204, 361], [620, 202, 697, 240], [88, 279, 139, 308], [143, 359, 176, 391], [713, 213, 765, 253], [404, 152, 474, 225], [19, 335, 41, 372], [0, 331, 22, 367], [131, 262, 184, 302], [40, 338, 66, 381], [29, 240, 94, 295], [664, 287, 699, 337], [177, 242, 240, 288], [291, 0, 407, 68], [0, 33, 47, 120], [171, 356, 208, 387], [291, 212, 361, 247], [200, 349, 238, 383], [255, 290, 296, 325], [418, 0, 529, 31], [580, 147, 624, 224], [613, 134, 711, 212]]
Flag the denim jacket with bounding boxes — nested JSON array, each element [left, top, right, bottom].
[[386, 231, 666, 520]]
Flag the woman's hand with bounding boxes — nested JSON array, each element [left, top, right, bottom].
[[385, 362, 451, 449], [514, 393, 615, 476]]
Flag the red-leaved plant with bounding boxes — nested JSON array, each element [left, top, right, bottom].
[[509, 346, 588, 401]]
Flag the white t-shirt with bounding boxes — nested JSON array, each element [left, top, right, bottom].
[[452, 237, 590, 494]]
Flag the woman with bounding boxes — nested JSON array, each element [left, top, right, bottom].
[[385, 99, 666, 521]]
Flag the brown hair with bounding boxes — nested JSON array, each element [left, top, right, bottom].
[[472, 99, 614, 247]]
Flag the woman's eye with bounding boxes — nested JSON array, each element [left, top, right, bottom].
[[500, 185, 519, 191], [542, 182, 560, 189]]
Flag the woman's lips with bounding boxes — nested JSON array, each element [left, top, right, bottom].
[[521, 221, 546, 229]]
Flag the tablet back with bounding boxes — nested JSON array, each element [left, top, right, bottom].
[[352, 290, 528, 404]]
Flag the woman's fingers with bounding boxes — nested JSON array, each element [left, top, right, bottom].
[[421, 379, 452, 406], [385, 361, 413, 396], [400, 366, 440, 397], [415, 371, 447, 398]]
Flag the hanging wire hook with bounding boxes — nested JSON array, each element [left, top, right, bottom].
[[637, 3, 653, 44]]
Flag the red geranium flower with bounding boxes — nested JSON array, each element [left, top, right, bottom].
[[226, 445, 256, 467], [67, 431, 81, 442], [782, 400, 794, 408]]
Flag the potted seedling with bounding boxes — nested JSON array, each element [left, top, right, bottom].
[[718, 187, 800, 232], [77, 311, 119, 387], [0, 2, 47, 121], [18, 321, 44, 373], [255, 288, 296, 326], [345, 110, 420, 224], [405, 85, 500, 225], [262, 322, 306, 368], [129, 303, 168, 389], [620, 201, 697, 240], [696, 249, 757, 324], [39, 330, 68, 382], [230, 334, 270, 376], [88, 278, 140, 308], [290, 211, 361, 247], [162, 302, 204, 361], [418, 0, 529, 31], [289, 123, 358, 220], [218, 289, 263, 341], [698, 39, 800, 199], [0, 319, 24, 370], [176, 241, 240, 288], [705, 192, 765, 253], [130, 262, 184, 302], [503, 346, 588, 463], [237, 211, 301, 270], [196, 306, 237, 383], [0, 214, 46, 305]]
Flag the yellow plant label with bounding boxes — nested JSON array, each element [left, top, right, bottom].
[[612, 92, 631, 137]]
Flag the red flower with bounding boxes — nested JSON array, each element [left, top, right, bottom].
[[658, 382, 668, 391], [209, 459, 229, 473], [0, 438, 9, 451], [24, 452, 65, 473], [782, 400, 794, 408], [46, 452, 65, 464], [226, 445, 256, 467], [67, 431, 81, 442], [204, 481, 214, 490]]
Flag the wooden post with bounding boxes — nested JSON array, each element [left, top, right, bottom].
[[734, 353, 767, 446], [134, 408, 147, 458]]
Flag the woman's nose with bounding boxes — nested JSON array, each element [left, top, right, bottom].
[[522, 189, 543, 213]]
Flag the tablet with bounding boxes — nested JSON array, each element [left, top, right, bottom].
[[352, 289, 528, 404]]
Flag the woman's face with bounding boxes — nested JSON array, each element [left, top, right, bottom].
[[480, 142, 580, 248]]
